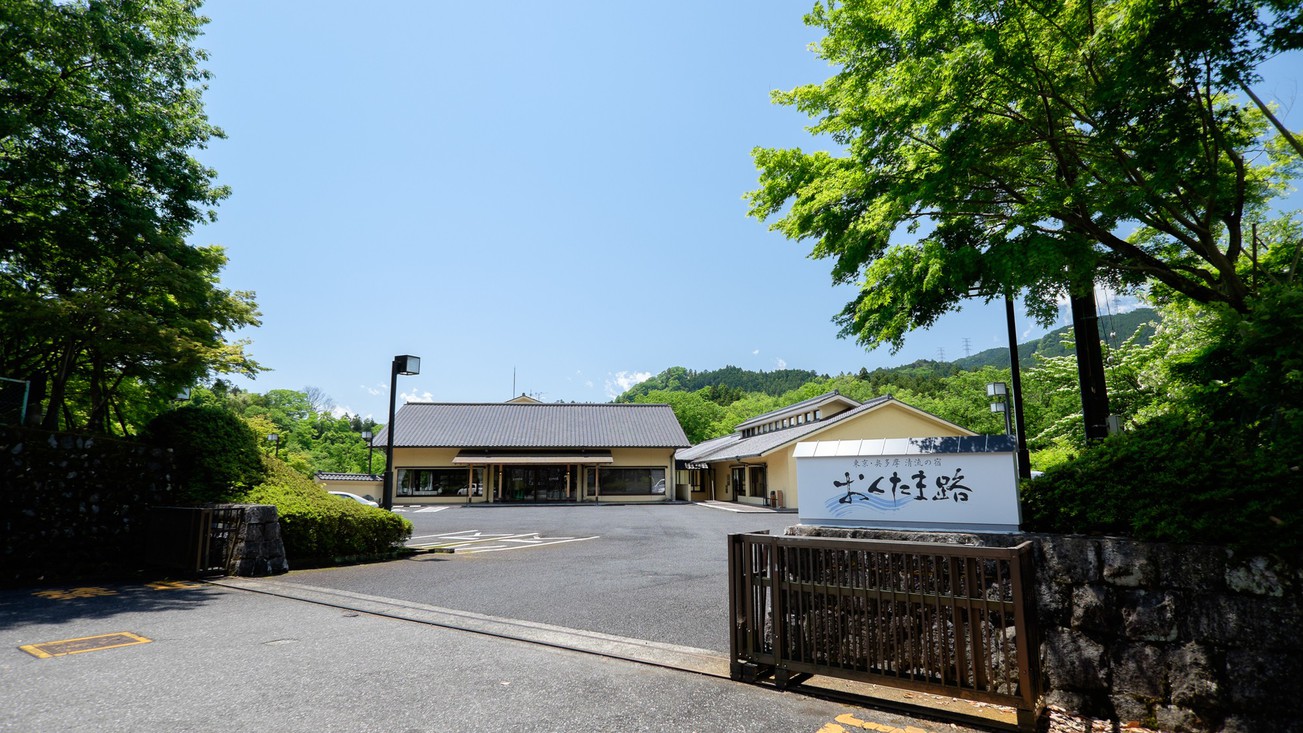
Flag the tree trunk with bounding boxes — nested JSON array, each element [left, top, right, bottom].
[[1069, 286, 1111, 442]]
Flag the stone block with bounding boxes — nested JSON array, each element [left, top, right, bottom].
[[1156, 543, 1225, 591], [1101, 538, 1159, 588], [1225, 554, 1288, 597], [1120, 590, 1179, 642], [1152, 704, 1208, 733], [1042, 628, 1108, 691], [1113, 644, 1165, 700], [1069, 584, 1114, 633], [1038, 536, 1101, 585], [1224, 648, 1303, 711], [1166, 643, 1221, 713]]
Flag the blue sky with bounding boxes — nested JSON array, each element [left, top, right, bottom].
[[193, 2, 1301, 420]]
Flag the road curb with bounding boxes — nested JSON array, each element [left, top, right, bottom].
[[208, 577, 730, 678]]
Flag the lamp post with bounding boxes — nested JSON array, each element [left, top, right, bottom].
[[267, 432, 280, 458], [987, 382, 1013, 437], [361, 429, 374, 475], [383, 354, 421, 511]]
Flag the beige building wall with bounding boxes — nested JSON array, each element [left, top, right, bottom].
[[387, 446, 677, 504], [726, 403, 973, 509]]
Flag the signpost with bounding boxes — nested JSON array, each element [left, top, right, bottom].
[[795, 436, 1021, 533]]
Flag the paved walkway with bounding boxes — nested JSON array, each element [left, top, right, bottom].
[[0, 577, 1001, 733]]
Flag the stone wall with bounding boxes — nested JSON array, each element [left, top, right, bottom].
[[1, 427, 173, 582], [216, 504, 289, 577], [787, 526, 1302, 733]]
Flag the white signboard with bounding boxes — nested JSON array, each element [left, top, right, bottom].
[[795, 438, 1021, 532]]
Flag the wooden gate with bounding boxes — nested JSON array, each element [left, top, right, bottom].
[[728, 532, 1041, 731]]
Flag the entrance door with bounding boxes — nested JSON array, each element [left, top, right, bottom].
[[730, 466, 746, 502], [501, 466, 569, 502]]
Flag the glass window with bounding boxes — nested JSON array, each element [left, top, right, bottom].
[[748, 466, 767, 498], [397, 468, 482, 497], [588, 467, 666, 495]]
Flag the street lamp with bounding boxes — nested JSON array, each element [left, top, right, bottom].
[[987, 382, 1013, 437], [361, 429, 374, 475], [383, 354, 421, 511], [267, 432, 280, 458]]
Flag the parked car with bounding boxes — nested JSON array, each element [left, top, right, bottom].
[[329, 491, 379, 507]]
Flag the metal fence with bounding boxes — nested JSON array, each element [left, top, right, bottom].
[[0, 377, 29, 425], [728, 532, 1040, 731], [145, 506, 245, 576]]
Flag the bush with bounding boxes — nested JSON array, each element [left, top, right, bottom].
[[237, 458, 411, 564], [1021, 412, 1300, 556], [144, 405, 265, 503]]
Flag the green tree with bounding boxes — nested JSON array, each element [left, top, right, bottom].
[[748, 0, 1300, 352], [633, 389, 725, 444], [0, 0, 259, 433]]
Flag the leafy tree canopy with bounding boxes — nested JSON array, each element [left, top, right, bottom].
[[749, 0, 1301, 352], [0, 0, 260, 434]]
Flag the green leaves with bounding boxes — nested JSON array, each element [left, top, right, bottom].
[[0, 0, 259, 433], [751, 0, 1299, 350]]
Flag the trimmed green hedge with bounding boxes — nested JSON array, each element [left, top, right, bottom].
[[144, 405, 265, 503], [237, 459, 412, 565], [1021, 412, 1300, 556]]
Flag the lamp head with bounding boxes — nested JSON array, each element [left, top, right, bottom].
[[394, 354, 421, 376]]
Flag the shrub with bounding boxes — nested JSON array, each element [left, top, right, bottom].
[[237, 458, 411, 564], [1021, 412, 1300, 556], [144, 405, 265, 503]]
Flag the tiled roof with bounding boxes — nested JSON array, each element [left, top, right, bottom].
[[673, 394, 981, 464], [372, 402, 690, 449], [734, 390, 859, 431], [315, 472, 381, 482]]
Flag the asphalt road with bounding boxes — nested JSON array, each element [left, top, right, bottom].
[[279, 503, 795, 653], [0, 576, 959, 733]]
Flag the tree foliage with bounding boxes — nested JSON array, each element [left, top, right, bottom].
[[193, 382, 384, 477], [144, 404, 265, 504], [0, 0, 260, 434], [749, 0, 1301, 351]]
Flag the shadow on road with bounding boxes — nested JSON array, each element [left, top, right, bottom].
[[0, 579, 224, 633]]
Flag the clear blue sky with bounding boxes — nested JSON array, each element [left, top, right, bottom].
[[192, 2, 1301, 420]]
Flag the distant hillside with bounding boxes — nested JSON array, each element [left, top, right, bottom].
[[953, 307, 1159, 370], [615, 365, 821, 403], [615, 308, 1161, 404]]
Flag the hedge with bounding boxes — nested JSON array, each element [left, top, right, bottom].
[[237, 459, 412, 565]]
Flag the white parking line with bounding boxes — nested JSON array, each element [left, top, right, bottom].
[[406, 530, 598, 553]]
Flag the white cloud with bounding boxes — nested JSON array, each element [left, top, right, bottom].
[[752, 349, 760, 355], [361, 383, 386, 396], [400, 389, 435, 403], [605, 370, 652, 398], [775, 358, 787, 369], [330, 405, 352, 419]]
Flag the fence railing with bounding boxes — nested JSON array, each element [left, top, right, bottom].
[[728, 532, 1040, 731], [145, 506, 245, 576]]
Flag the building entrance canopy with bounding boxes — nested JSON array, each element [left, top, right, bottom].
[[451, 451, 614, 465]]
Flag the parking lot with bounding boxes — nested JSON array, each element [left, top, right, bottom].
[[278, 503, 795, 652]]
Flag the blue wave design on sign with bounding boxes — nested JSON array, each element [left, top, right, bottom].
[[823, 495, 911, 517]]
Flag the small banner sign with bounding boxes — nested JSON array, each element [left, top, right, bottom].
[[795, 436, 1021, 532]]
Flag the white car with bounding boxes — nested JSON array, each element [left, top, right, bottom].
[[329, 491, 379, 507]]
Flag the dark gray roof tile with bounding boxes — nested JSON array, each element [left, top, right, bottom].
[[373, 402, 689, 449]]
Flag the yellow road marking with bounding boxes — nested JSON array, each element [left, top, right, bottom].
[[830, 713, 931, 733], [31, 587, 117, 601], [20, 632, 152, 659], [146, 581, 200, 591]]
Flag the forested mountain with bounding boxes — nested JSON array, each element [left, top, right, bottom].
[[615, 365, 821, 403], [953, 308, 1158, 370]]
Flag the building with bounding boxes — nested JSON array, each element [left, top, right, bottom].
[[674, 392, 974, 508], [371, 401, 689, 504]]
